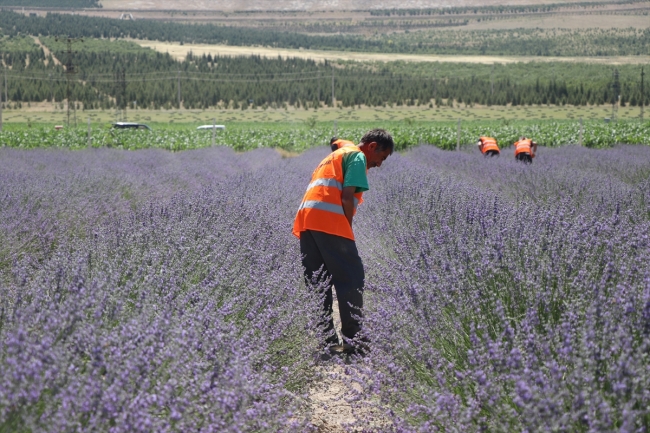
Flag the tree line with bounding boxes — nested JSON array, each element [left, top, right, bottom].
[[0, 10, 648, 57], [1, 43, 647, 110], [368, 0, 643, 16]]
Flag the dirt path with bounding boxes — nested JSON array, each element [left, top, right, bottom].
[[133, 40, 650, 65], [308, 295, 392, 432], [32, 36, 62, 66]]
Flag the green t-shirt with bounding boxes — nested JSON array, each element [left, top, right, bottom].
[[342, 151, 369, 193]]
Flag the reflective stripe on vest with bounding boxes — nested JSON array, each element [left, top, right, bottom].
[[514, 139, 532, 155], [299, 197, 360, 213], [293, 146, 364, 240], [479, 136, 500, 154]]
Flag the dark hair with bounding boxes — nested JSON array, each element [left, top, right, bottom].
[[329, 137, 339, 152], [360, 129, 394, 154]]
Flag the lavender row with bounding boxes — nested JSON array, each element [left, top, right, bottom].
[[355, 145, 650, 431], [1, 147, 329, 431], [2, 144, 650, 431]]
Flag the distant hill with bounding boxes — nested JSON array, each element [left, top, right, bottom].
[[0, 0, 100, 7]]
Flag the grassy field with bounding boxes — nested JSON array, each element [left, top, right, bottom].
[[2, 104, 645, 127]]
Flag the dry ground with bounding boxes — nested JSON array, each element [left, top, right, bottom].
[[132, 40, 650, 66], [98, 0, 618, 11], [19, 1, 648, 32], [2, 104, 643, 125], [307, 295, 393, 432]]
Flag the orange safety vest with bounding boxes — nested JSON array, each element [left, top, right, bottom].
[[332, 139, 355, 150], [293, 146, 365, 241], [514, 139, 532, 156], [479, 136, 500, 154]]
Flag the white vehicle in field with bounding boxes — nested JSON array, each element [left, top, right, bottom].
[[197, 125, 225, 131], [112, 122, 152, 130]]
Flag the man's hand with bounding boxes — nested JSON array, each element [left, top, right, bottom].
[[341, 186, 357, 227]]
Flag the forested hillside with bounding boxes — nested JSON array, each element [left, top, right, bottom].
[[0, 37, 646, 110], [0, 10, 648, 56]]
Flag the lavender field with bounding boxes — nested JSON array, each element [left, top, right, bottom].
[[1, 144, 649, 432]]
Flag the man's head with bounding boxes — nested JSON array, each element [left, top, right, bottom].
[[358, 129, 394, 169], [329, 137, 339, 152]]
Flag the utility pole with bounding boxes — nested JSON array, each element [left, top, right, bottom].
[[0, 69, 3, 132], [317, 69, 321, 106], [121, 68, 127, 121], [212, 118, 216, 147], [331, 68, 335, 108], [49, 73, 53, 103], [113, 69, 127, 121], [114, 70, 120, 121], [641, 67, 644, 123], [4, 67, 7, 109], [491, 64, 494, 96], [433, 68, 436, 103], [612, 68, 620, 122], [61, 37, 82, 127], [177, 70, 181, 109], [456, 118, 461, 151], [579, 118, 583, 146]]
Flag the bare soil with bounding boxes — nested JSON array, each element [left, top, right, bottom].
[[31, 37, 62, 66], [98, 0, 617, 11], [133, 40, 650, 65], [18, 2, 649, 37], [3, 105, 643, 124], [308, 295, 392, 432]]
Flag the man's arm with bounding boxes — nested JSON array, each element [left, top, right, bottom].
[[532, 141, 538, 157], [341, 186, 357, 226]]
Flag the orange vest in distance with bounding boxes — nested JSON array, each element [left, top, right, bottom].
[[514, 139, 532, 156], [293, 146, 364, 241], [479, 136, 500, 154]]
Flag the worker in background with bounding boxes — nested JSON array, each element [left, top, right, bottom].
[[295, 129, 394, 356], [514, 136, 537, 164], [330, 137, 355, 152], [477, 136, 500, 157]]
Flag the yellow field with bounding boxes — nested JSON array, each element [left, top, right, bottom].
[[2, 103, 644, 125], [133, 40, 650, 66]]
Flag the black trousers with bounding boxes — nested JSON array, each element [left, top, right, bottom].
[[300, 229, 365, 345], [516, 153, 533, 164]]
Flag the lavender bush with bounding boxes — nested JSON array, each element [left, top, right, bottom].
[[356, 145, 650, 431], [2, 144, 650, 431], [1, 147, 328, 431]]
